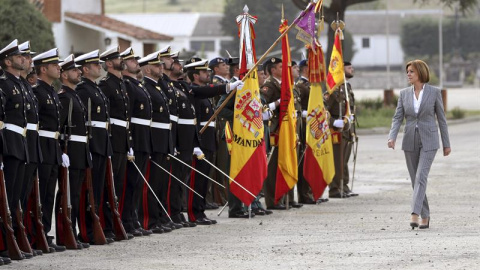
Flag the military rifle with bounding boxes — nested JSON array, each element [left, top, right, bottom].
[[0, 160, 23, 260], [105, 157, 127, 241], [27, 174, 51, 252], [55, 98, 79, 249]]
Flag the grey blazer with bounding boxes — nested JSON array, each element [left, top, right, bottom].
[[388, 84, 450, 152]]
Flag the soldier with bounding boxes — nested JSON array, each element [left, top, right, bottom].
[[57, 54, 91, 249], [156, 46, 185, 230], [208, 57, 230, 209], [0, 39, 33, 260], [214, 57, 254, 218], [98, 46, 134, 240], [18, 41, 53, 255], [120, 47, 153, 236], [32, 48, 69, 252], [295, 59, 316, 204], [326, 61, 358, 198], [75, 50, 114, 244], [175, 58, 243, 224], [137, 51, 173, 234], [261, 57, 286, 210]]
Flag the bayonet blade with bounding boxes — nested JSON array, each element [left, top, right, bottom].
[[68, 98, 73, 128]]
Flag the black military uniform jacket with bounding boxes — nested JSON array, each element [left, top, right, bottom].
[[22, 77, 42, 164], [158, 74, 178, 149], [99, 72, 131, 154], [0, 71, 28, 161], [59, 86, 92, 170], [124, 76, 152, 154], [261, 76, 282, 133], [143, 77, 172, 155], [174, 80, 227, 152], [34, 79, 62, 165], [191, 83, 216, 152], [76, 77, 113, 157]]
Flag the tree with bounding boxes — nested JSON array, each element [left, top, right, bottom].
[[0, 0, 55, 52]]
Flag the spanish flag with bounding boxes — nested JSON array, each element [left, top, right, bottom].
[[303, 45, 335, 200], [229, 9, 267, 206], [326, 29, 345, 94], [274, 19, 298, 204]]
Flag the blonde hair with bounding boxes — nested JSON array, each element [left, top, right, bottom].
[[406, 60, 430, 83]]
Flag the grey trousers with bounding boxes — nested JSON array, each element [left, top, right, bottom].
[[404, 129, 437, 218]]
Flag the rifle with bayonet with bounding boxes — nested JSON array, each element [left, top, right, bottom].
[[0, 158, 23, 260], [26, 173, 50, 253], [55, 98, 79, 249], [82, 98, 107, 245], [14, 201, 33, 254], [105, 157, 128, 241]]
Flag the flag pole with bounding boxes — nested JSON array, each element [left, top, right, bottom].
[[200, 2, 316, 134]]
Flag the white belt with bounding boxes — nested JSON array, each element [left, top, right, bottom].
[[200, 121, 215, 128], [177, 118, 196, 125], [38, 130, 60, 139], [90, 121, 108, 129], [4, 123, 27, 137], [131, 117, 152, 126], [170, 115, 178, 122], [69, 135, 88, 143], [26, 123, 39, 131], [110, 118, 128, 128], [151, 122, 171, 130]]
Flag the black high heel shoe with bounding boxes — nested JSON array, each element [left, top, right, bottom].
[[410, 214, 419, 229], [419, 217, 430, 229]]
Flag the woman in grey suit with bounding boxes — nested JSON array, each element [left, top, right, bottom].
[[387, 59, 451, 229]]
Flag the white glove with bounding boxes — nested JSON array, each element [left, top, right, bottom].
[[174, 147, 179, 156], [0, 162, 3, 170], [268, 99, 281, 111], [127, 147, 135, 161], [62, 153, 70, 168], [193, 147, 205, 160], [228, 81, 244, 93], [262, 110, 272, 121], [302, 110, 308, 118], [333, 119, 344, 128], [349, 115, 354, 122]]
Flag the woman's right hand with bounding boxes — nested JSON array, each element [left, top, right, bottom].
[[387, 139, 395, 149]]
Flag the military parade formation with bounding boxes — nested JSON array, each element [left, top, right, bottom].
[[0, 35, 359, 265]]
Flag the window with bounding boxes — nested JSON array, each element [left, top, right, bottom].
[[190, 41, 215, 52], [362, 37, 370, 48]]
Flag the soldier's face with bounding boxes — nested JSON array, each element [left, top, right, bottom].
[[8, 55, 25, 71], [258, 70, 266, 86], [125, 58, 140, 74], [66, 68, 81, 85], [271, 63, 282, 79], [197, 70, 210, 84], [162, 56, 174, 70], [150, 64, 163, 79], [112, 57, 125, 71], [292, 65, 299, 79], [215, 63, 229, 77], [22, 54, 33, 73], [46, 63, 61, 80], [345, 65, 354, 79], [171, 62, 183, 77], [86, 63, 102, 79]]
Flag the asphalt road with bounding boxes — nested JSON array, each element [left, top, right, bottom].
[[5, 119, 479, 270]]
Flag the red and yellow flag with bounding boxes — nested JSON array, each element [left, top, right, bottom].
[[303, 45, 335, 200], [326, 29, 345, 94], [229, 8, 266, 206], [274, 19, 298, 203]]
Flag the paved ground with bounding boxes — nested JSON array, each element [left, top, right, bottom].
[[5, 119, 479, 270]]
